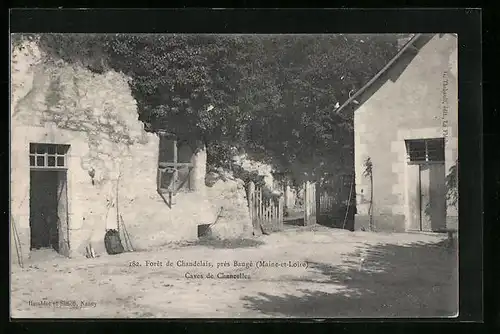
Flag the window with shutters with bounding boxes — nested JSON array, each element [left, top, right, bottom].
[[405, 138, 445, 164], [29, 143, 70, 169], [157, 133, 194, 194]]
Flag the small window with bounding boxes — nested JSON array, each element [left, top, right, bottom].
[[29, 143, 69, 169], [405, 138, 445, 163]]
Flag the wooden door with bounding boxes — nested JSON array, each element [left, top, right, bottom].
[[30, 171, 58, 250], [419, 163, 447, 232], [407, 165, 421, 231], [420, 165, 432, 231]]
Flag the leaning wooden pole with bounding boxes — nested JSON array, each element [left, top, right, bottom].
[[116, 163, 122, 233], [369, 172, 374, 231], [120, 215, 135, 252], [11, 214, 24, 268]]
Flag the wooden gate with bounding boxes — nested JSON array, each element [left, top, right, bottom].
[[316, 174, 355, 230], [303, 181, 317, 226], [247, 181, 284, 235]]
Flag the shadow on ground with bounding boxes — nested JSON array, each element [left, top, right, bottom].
[[283, 218, 305, 227], [316, 210, 355, 231], [241, 238, 458, 318], [181, 238, 265, 249], [283, 210, 305, 227]]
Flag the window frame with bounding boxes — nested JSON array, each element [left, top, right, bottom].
[[405, 138, 445, 165], [157, 133, 194, 194], [29, 143, 70, 170]]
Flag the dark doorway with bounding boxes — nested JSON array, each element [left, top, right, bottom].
[[29, 170, 68, 253]]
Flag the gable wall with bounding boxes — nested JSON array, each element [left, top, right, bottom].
[[354, 34, 458, 231]]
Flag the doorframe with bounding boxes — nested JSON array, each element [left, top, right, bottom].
[[404, 138, 446, 232], [398, 128, 454, 233], [28, 142, 71, 257]]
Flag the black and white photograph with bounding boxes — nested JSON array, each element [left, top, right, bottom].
[[10, 30, 459, 318]]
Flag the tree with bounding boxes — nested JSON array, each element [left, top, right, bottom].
[[37, 34, 250, 140], [27, 33, 403, 176], [234, 34, 401, 179], [363, 157, 374, 231]]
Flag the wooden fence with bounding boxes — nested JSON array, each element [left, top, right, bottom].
[[247, 181, 284, 235], [246, 175, 352, 232]]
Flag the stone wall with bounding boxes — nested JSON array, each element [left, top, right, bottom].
[[354, 34, 458, 232]]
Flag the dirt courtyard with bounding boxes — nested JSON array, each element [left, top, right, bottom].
[[10, 226, 458, 318]]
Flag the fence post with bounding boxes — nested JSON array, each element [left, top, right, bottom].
[[268, 199, 271, 230], [266, 199, 270, 229], [284, 180, 289, 210], [278, 196, 283, 230], [262, 197, 266, 228], [273, 199, 277, 231], [258, 186, 262, 228], [247, 181, 255, 225], [316, 182, 320, 220], [304, 181, 309, 226], [312, 182, 317, 225]]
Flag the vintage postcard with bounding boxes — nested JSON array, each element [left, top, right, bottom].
[[10, 32, 459, 318]]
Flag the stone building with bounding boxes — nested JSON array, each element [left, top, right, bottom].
[[10, 38, 251, 264], [337, 34, 458, 232]]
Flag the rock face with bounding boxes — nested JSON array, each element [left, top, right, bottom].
[[205, 177, 253, 239]]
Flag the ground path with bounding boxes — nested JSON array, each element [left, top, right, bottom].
[[11, 226, 457, 318]]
